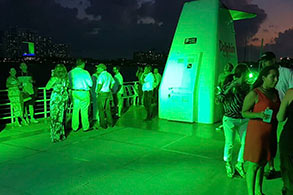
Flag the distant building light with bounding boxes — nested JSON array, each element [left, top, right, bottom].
[[23, 53, 35, 57]]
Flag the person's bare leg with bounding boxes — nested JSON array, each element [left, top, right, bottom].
[[246, 161, 259, 195], [15, 117, 21, 127], [255, 166, 264, 195], [29, 105, 38, 123], [24, 106, 29, 123], [20, 116, 27, 125], [269, 159, 275, 171]]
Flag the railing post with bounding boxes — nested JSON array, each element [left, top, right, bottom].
[[10, 103, 14, 124], [43, 88, 47, 118], [2, 82, 141, 124], [133, 82, 138, 106]]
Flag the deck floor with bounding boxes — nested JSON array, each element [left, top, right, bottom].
[[0, 106, 283, 195]]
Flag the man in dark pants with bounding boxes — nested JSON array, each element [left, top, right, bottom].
[[96, 64, 115, 129], [18, 62, 38, 124], [141, 65, 154, 121], [277, 88, 293, 195]]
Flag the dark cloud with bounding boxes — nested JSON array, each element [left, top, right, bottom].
[[220, 0, 267, 61], [0, 0, 100, 57], [251, 37, 259, 42], [0, 0, 267, 59], [264, 28, 293, 57], [237, 28, 293, 61], [85, 0, 193, 58], [55, 0, 101, 21], [221, 0, 267, 46]]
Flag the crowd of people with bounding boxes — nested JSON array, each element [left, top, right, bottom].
[[46, 59, 161, 142], [6, 59, 162, 142], [217, 52, 293, 195], [6, 51, 292, 194]]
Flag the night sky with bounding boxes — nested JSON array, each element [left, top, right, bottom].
[[1, 0, 292, 60]]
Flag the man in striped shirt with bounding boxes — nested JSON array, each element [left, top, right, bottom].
[[217, 64, 251, 178]]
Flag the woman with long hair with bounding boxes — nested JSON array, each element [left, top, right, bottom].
[[46, 64, 69, 143], [242, 66, 280, 195]]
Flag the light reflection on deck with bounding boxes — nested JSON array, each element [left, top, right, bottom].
[[0, 105, 283, 195]]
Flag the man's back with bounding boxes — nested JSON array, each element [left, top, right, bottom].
[[69, 67, 92, 90], [142, 72, 155, 91], [97, 71, 114, 92]]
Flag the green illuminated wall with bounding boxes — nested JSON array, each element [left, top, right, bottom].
[[28, 42, 35, 55], [159, 0, 244, 124]]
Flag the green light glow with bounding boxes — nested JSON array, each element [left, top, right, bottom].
[[247, 71, 258, 84], [159, 0, 254, 124], [28, 42, 35, 54], [228, 9, 257, 21]]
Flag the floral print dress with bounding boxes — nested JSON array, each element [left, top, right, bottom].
[[6, 76, 24, 118], [50, 78, 69, 142]]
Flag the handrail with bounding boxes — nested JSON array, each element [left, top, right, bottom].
[[0, 82, 139, 124]]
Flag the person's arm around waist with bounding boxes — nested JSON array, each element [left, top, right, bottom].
[[277, 89, 293, 122]]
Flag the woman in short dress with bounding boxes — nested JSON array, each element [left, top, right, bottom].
[[242, 66, 280, 195]]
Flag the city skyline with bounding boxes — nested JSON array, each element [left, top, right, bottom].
[[0, 27, 168, 61], [0, 0, 292, 60], [1, 27, 70, 58]]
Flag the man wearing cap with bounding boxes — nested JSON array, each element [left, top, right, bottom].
[[68, 59, 93, 132], [96, 63, 115, 129], [260, 51, 293, 100]]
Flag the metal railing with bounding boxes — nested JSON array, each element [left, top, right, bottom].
[[0, 81, 139, 124]]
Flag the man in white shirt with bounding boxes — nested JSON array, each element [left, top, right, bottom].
[[113, 66, 124, 117], [153, 68, 162, 105], [142, 65, 155, 120], [68, 59, 93, 132], [96, 64, 115, 129]]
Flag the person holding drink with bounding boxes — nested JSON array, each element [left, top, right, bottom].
[[242, 66, 280, 195]]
